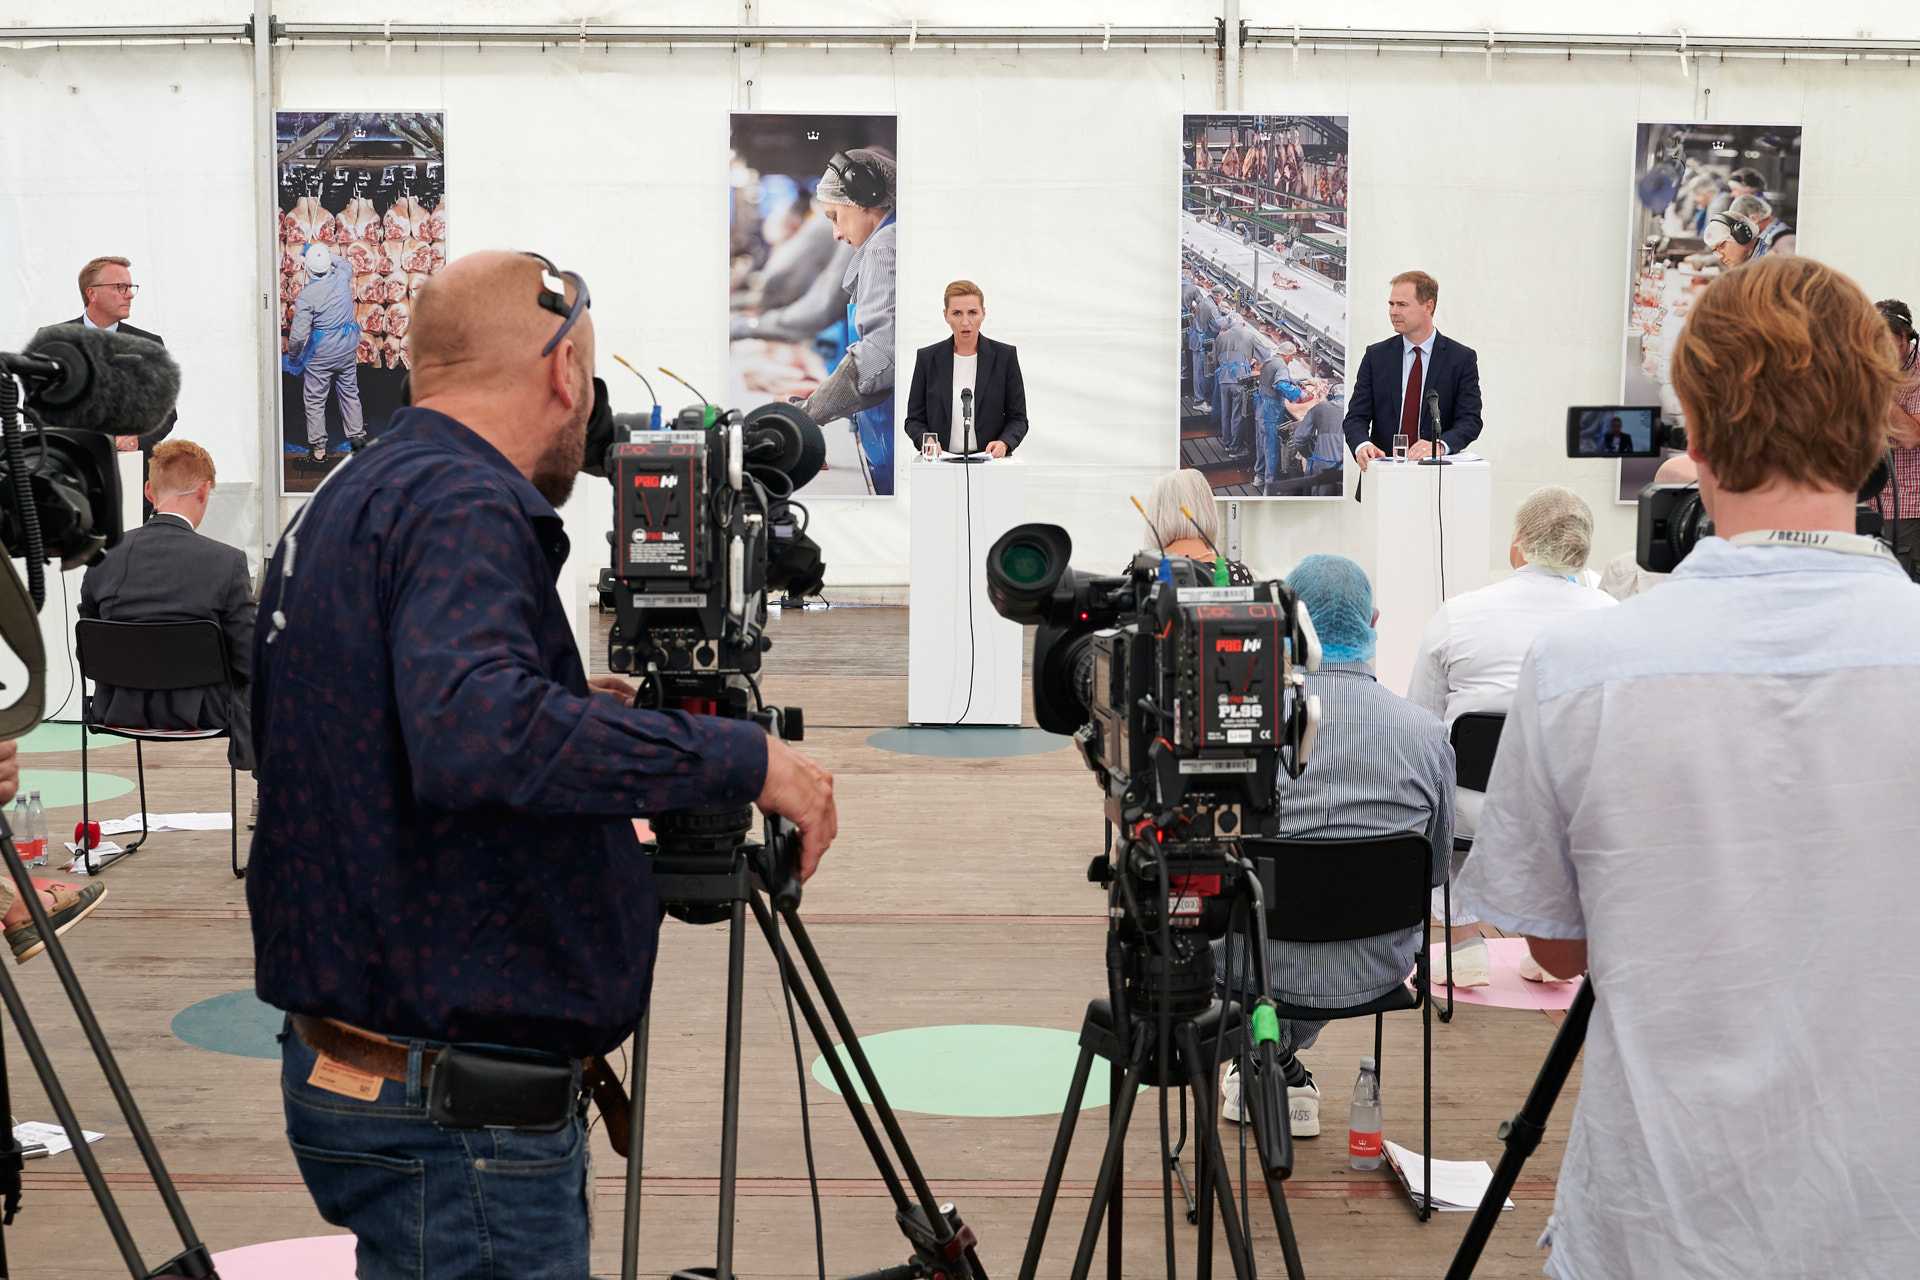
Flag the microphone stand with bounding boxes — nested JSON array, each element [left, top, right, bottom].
[[943, 390, 986, 465], [1418, 390, 1452, 467]]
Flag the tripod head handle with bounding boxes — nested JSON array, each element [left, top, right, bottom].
[[759, 816, 804, 912]]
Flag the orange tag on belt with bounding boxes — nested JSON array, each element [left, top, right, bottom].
[[308, 1051, 384, 1101]]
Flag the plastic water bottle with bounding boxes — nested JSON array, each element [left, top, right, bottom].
[[7, 798, 26, 864], [23, 791, 46, 868], [1349, 1057, 1383, 1171]]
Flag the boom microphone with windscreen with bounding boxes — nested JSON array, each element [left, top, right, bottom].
[[16, 324, 181, 437]]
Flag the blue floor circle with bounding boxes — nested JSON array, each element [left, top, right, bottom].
[[812, 1024, 1123, 1117], [17, 768, 135, 811], [16, 724, 128, 755], [171, 990, 282, 1060], [867, 727, 1068, 759]]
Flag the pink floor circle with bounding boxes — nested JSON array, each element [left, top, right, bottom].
[[211, 1235, 356, 1276], [1428, 937, 1582, 1012]]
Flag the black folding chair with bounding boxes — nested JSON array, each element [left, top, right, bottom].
[[1440, 712, 1506, 1022], [74, 619, 243, 879], [1250, 832, 1438, 1220]]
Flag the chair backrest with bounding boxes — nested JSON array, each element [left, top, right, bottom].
[[75, 619, 231, 693], [1450, 711, 1507, 794], [1250, 833, 1434, 944]]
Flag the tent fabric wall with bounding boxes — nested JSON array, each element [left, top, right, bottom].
[[6, 4, 1920, 586]]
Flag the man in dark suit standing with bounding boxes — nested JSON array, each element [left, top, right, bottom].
[[1342, 270, 1483, 470], [81, 440, 256, 780], [904, 280, 1030, 457], [69, 255, 178, 458]]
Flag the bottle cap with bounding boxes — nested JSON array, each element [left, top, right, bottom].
[[1360, 1056, 1376, 1071]]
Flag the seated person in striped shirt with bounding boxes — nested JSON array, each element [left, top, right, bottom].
[[1214, 554, 1455, 1138]]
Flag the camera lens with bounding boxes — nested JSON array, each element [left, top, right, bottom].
[[997, 540, 1052, 586]]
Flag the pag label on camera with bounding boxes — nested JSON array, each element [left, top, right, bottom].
[[633, 594, 708, 609], [1178, 587, 1256, 604], [1179, 758, 1258, 775]]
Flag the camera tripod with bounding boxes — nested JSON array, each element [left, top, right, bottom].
[[1019, 849, 1306, 1280], [1445, 977, 1593, 1280], [618, 804, 985, 1280]]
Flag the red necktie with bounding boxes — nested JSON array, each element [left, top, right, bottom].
[[1399, 345, 1423, 449]]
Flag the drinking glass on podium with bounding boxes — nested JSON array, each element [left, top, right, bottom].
[[922, 432, 940, 461], [1392, 433, 1410, 461]]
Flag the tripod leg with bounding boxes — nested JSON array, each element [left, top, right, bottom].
[[1106, 1058, 1123, 1280], [1019, 1039, 1099, 1280], [1176, 1023, 1257, 1280], [716, 902, 748, 1280], [620, 1014, 650, 1280], [1070, 1025, 1152, 1280]]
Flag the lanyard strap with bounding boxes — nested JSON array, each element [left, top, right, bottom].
[[1727, 529, 1902, 565]]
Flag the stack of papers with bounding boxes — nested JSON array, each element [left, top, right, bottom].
[[99, 812, 232, 835], [12, 1121, 104, 1159], [1383, 1140, 1513, 1212]]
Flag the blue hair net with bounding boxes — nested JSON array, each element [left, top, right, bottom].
[[1286, 554, 1375, 663]]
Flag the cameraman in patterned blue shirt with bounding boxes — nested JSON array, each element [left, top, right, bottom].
[[249, 250, 838, 1279]]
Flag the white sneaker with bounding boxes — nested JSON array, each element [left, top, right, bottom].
[[1449, 938, 1492, 989], [1288, 1080, 1321, 1138], [1220, 1065, 1320, 1138], [1517, 953, 1573, 984], [1220, 1063, 1246, 1123]]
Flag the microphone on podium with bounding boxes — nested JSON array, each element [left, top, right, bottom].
[[946, 387, 985, 464], [1420, 388, 1451, 467]]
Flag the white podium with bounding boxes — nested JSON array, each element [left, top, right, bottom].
[[1364, 457, 1492, 695], [907, 455, 1026, 725]]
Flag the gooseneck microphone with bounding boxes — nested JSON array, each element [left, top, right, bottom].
[[1420, 388, 1451, 467], [13, 324, 181, 437]]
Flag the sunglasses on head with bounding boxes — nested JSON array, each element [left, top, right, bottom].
[[523, 251, 590, 357]]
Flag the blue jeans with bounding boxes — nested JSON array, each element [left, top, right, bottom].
[[279, 1020, 592, 1280], [1257, 396, 1283, 485], [1188, 329, 1209, 402]]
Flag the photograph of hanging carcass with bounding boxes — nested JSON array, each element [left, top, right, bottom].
[[1181, 114, 1350, 500], [1618, 121, 1801, 502], [276, 109, 447, 493], [728, 113, 898, 497]]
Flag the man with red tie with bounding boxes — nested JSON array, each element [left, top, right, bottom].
[[1342, 270, 1484, 470]]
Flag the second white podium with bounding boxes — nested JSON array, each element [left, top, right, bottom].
[[1363, 456, 1492, 695], [907, 455, 1025, 725]]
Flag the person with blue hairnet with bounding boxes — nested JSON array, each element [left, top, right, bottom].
[[1215, 554, 1454, 1138]]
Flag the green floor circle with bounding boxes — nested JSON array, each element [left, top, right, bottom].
[[16, 768, 134, 811], [867, 728, 1068, 759], [171, 990, 281, 1060], [811, 1024, 1115, 1118], [17, 723, 128, 755]]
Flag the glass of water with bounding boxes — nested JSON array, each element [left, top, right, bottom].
[[922, 432, 941, 461], [1391, 433, 1410, 460]]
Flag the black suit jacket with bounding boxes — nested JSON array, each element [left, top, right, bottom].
[[1341, 332, 1483, 457], [65, 317, 178, 454], [903, 335, 1030, 454], [79, 515, 255, 768]]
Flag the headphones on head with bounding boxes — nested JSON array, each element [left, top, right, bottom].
[[824, 151, 889, 209], [1710, 212, 1757, 246]]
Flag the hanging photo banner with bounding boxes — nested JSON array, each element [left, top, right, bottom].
[[275, 110, 447, 494], [728, 113, 899, 498], [1180, 114, 1350, 500], [1620, 121, 1801, 501]]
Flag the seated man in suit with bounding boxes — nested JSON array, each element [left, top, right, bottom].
[[1216, 555, 1453, 1137], [80, 440, 257, 794], [1342, 270, 1483, 469], [904, 280, 1029, 457]]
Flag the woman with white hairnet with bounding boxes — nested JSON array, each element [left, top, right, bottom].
[[284, 243, 366, 464], [800, 147, 899, 495]]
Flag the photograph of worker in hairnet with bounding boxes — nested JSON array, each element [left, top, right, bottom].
[[729, 114, 899, 497]]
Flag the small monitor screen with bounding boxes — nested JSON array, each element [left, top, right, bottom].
[[1568, 406, 1661, 459]]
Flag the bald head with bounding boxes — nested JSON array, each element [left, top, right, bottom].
[[409, 250, 592, 397], [408, 249, 596, 507]]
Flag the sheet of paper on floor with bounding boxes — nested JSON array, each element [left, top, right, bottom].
[[1383, 1139, 1514, 1212], [13, 1121, 104, 1159]]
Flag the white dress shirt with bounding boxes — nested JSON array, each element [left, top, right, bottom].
[[1408, 563, 1617, 839], [1458, 536, 1920, 1279], [950, 351, 978, 453], [82, 311, 120, 333]]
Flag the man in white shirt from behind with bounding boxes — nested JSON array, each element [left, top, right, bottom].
[[1409, 486, 1616, 985], [1459, 255, 1920, 1279]]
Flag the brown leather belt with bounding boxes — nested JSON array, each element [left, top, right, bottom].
[[290, 1014, 635, 1157], [290, 1014, 437, 1083]]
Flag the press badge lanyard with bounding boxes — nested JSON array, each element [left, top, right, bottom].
[[1728, 529, 1904, 566]]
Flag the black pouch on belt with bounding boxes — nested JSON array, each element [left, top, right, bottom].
[[427, 1046, 578, 1132]]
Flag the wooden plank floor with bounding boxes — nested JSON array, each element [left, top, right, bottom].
[[4, 604, 1576, 1277]]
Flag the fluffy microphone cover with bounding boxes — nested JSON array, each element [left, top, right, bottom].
[[24, 324, 181, 437]]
